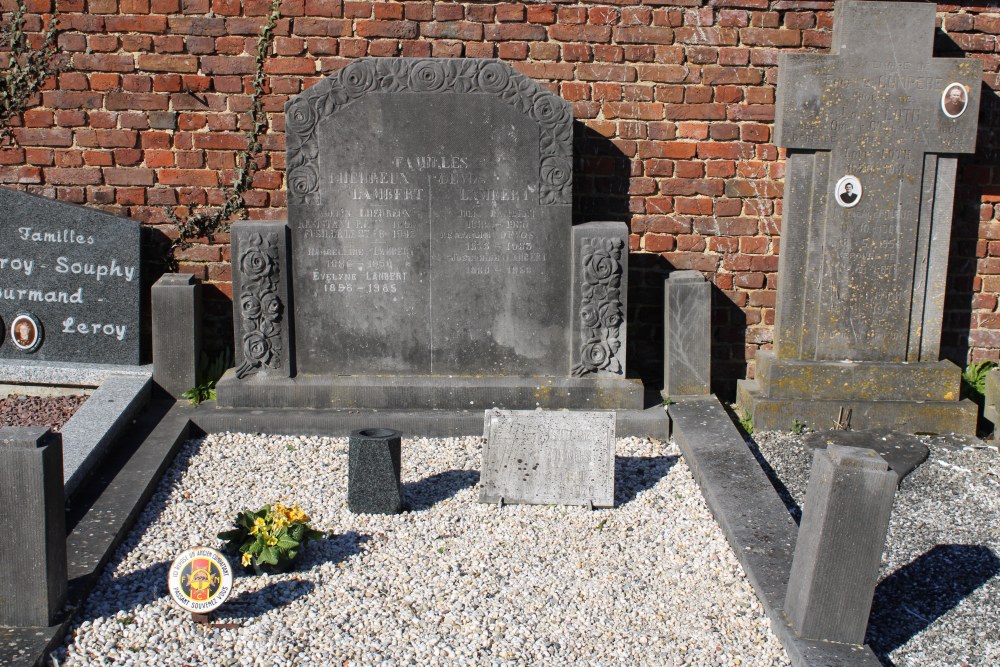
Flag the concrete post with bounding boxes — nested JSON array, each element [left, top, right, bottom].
[[151, 273, 202, 398], [785, 444, 897, 644], [0, 427, 67, 627]]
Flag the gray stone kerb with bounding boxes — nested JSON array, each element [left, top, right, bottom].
[[669, 395, 882, 667], [0, 359, 153, 499]]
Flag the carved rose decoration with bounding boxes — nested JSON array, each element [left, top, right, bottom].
[[573, 236, 625, 378], [342, 60, 378, 97], [409, 60, 450, 92], [284, 59, 572, 206], [235, 230, 284, 379]]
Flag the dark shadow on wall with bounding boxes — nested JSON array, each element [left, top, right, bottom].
[[937, 31, 1000, 368], [574, 121, 750, 402]]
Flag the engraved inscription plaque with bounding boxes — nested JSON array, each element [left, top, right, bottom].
[[286, 59, 573, 376], [479, 409, 615, 508], [0, 187, 141, 365]]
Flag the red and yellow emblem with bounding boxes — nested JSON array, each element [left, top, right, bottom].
[[168, 547, 233, 614]]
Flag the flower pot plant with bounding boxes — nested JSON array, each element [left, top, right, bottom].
[[218, 503, 325, 574]]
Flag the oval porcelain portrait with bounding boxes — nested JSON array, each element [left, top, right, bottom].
[[10, 312, 43, 353], [941, 82, 969, 119], [834, 175, 862, 209]]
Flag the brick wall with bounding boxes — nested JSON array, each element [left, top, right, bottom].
[[2, 0, 998, 395]]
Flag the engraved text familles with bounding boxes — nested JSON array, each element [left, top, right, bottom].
[[2, 227, 138, 343]]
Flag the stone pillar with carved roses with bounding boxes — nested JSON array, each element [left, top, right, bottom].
[[571, 221, 628, 379], [231, 222, 291, 380]]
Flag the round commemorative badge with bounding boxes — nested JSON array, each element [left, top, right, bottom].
[[168, 546, 233, 614]]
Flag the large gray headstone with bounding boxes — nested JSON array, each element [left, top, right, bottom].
[[0, 187, 141, 365], [738, 1, 982, 434], [285, 58, 573, 376], [479, 409, 615, 507], [774, 1, 980, 362]]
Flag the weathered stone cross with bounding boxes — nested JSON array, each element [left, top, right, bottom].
[[774, 1, 981, 362]]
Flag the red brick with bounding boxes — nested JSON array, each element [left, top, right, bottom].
[[46, 167, 103, 185], [577, 64, 637, 82], [420, 21, 482, 40], [157, 169, 219, 186], [740, 27, 801, 47], [137, 54, 199, 73], [549, 24, 612, 42], [614, 26, 674, 44], [104, 15, 168, 32], [357, 20, 418, 39], [201, 56, 257, 74]]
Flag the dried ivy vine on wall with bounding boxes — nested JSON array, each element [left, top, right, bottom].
[[167, 0, 282, 263], [0, 2, 60, 145]]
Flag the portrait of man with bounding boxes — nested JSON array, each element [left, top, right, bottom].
[[942, 83, 968, 118], [834, 175, 862, 209], [10, 313, 41, 352]]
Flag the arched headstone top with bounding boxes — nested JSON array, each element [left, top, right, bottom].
[[284, 58, 573, 206]]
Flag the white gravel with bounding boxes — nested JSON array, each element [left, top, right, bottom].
[[52, 433, 789, 667]]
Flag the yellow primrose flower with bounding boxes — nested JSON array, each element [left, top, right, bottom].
[[266, 535, 278, 547], [249, 517, 267, 535], [241, 553, 252, 567], [273, 515, 289, 529]]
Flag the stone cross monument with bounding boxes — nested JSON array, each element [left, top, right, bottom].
[[739, 1, 982, 433]]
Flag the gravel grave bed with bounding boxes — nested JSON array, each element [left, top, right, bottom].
[[0, 394, 88, 432], [53, 433, 788, 667], [753, 431, 1000, 667]]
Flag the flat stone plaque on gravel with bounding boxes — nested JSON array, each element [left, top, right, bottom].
[[479, 409, 615, 507]]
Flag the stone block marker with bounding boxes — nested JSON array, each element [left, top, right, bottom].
[[785, 444, 897, 645], [0, 427, 67, 627], [348, 428, 402, 515], [663, 271, 711, 397], [151, 273, 202, 399]]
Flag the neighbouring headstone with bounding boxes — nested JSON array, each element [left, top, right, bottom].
[[663, 271, 711, 397], [0, 187, 142, 365], [217, 59, 642, 414], [785, 444, 897, 645], [348, 428, 403, 514], [738, 1, 981, 433], [479, 409, 615, 507], [152, 274, 202, 398], [984, 368, 1000, 440], [802, 429, 929, 483], [0, 427, 67, 627]]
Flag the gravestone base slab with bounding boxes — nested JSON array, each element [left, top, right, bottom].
[[216, 373, 644, 411], [737, 380, 977, 435], [755, 353, 962, 402], [195, 405, 669, 439]]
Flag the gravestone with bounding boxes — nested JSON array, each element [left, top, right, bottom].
[[785, 444, 896, 645], [0, 187, 142, 365], [663, 271, 711, 397], [478, 409, 615, 507], [217, 59, 644, 415], [738, 2, 981, 433]]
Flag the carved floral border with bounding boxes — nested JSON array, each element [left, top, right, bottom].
[[572, 236, 625, 377], [284, 58, 573, 206], [234, 231, 284, 378]]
